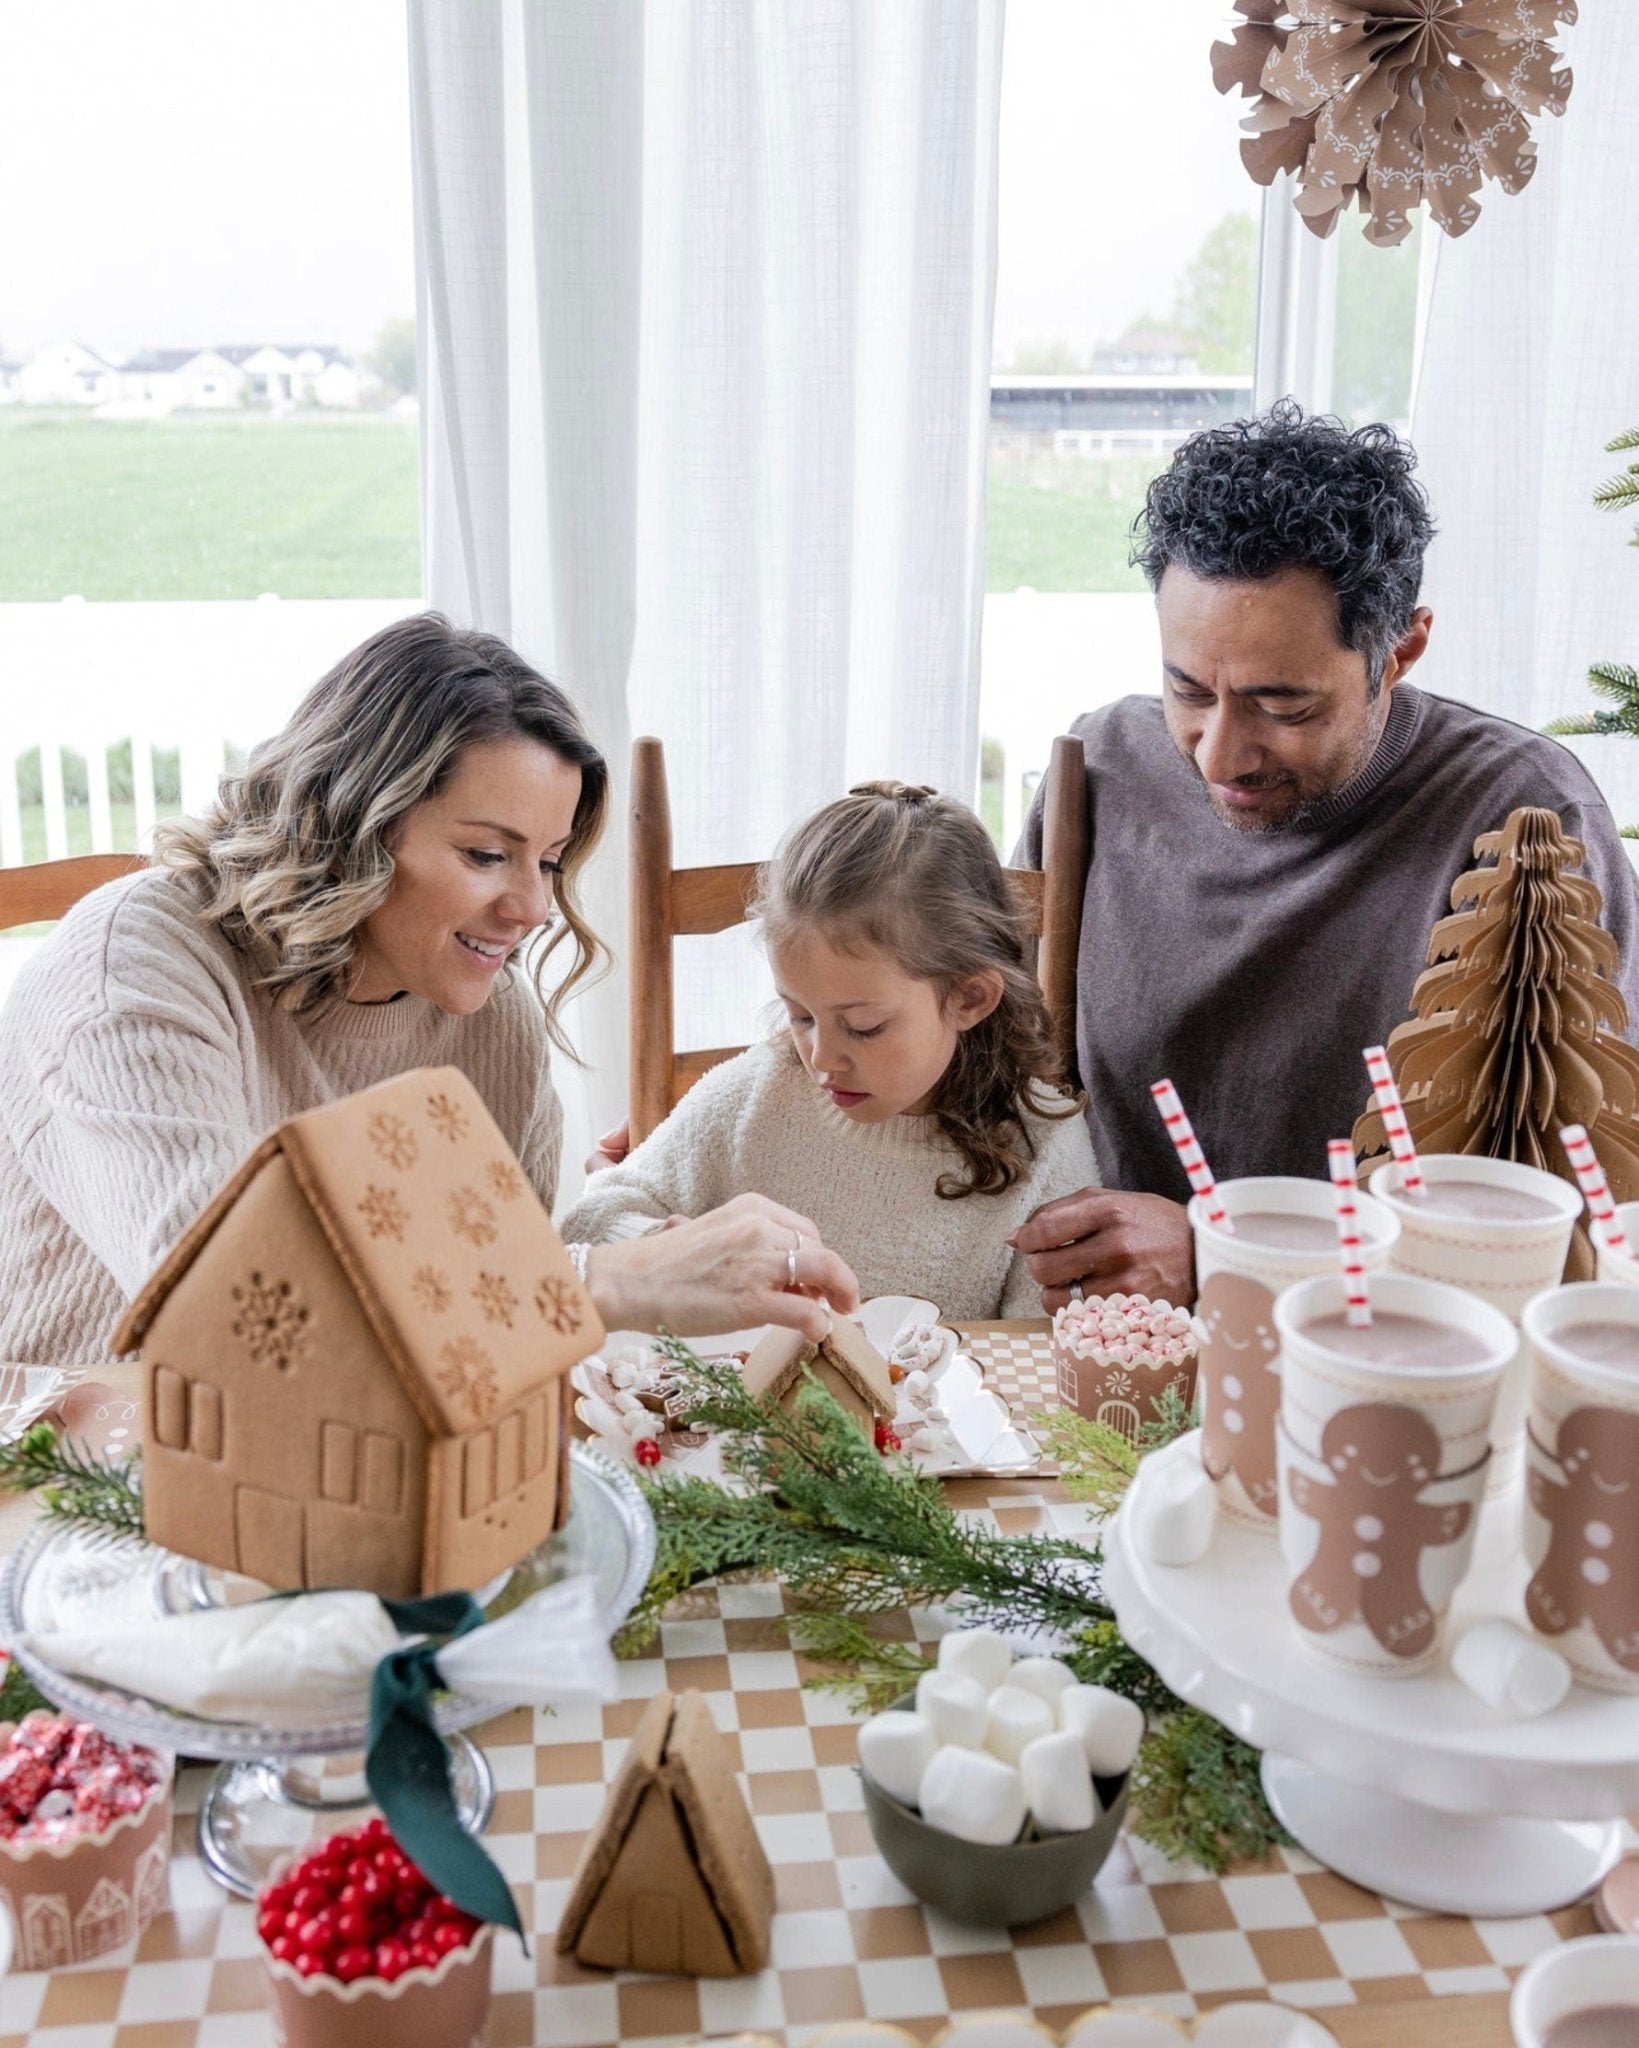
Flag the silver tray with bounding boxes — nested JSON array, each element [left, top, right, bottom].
[[0, 1440, 654, 1759]]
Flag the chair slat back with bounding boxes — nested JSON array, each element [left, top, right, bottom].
[[0, 854, 146, 933], [628, 735, 1088, 1146]]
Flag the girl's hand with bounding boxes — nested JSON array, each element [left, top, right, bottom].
[[584, 1120, 631, 1175], [585, 1194, 860, 1342], [1011, 1188, 1194, 1309]]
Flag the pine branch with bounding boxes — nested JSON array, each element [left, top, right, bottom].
[[0, 1656, 53, 1721], [1032, 1409, 1137, 1516], [1607, 427, 1639, 453], [786, 1614, 935, 1713], [1127, 1707, 1289, 1870], [1543, 712, 1606, 736], [0, 1423, 145, 1538], [1595, 469, 1639, 514], [1589, 661, 1639, 709]]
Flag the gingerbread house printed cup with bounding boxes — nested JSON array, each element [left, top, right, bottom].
[[1369, 1154, 1581, 1497], [1190, 1178, 1399, 1532], [1275, 1272, 1514, 1677], [1520, 1283, 1639, 1693]]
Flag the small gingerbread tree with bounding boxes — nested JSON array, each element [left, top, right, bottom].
[[1353, 806, 1639, 1275]]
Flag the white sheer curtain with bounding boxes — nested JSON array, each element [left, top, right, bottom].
[[409, 0, 1005, 1202], [1412, 7, 1639, 822]]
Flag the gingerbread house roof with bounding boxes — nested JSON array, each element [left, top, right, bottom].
[[111, 1066, 601, 1438], [741, 1314, 895, 1418]]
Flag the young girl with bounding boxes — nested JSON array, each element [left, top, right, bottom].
[[563, 782, 1098, 1317]]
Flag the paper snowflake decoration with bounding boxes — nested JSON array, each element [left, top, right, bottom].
[[356, 1184, 410, 1243], [436, 1336, 499, 1422], [1211, 1, 1576, 246], [230, 1270, 310, 1370], [366, 1110, 419, 1172], [534, 1274, 584, 1335], [446, 1185, 499, 1248], [410, 1264, 454, 1316], [472, 1270, 520, 1329]]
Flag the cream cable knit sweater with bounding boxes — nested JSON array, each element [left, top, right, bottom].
[[563, 1038, 1099, 1319], [0, 870, 564, 1369]]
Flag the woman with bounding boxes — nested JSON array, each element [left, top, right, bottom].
[[0, 614, 855, 1368]]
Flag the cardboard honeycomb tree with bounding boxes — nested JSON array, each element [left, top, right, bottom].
[[1353, 806, 1639, 1277]]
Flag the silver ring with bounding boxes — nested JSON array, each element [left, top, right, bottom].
[[786, 1231, 802, 1289]]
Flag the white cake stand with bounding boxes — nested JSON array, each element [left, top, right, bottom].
[[1, 1443, 654, 1898], [1104, 1432, 1636, 1917]]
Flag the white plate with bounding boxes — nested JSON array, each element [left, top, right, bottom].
[[0, 1363, 77, 1446]]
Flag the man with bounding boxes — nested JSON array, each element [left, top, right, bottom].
[[1012, 401, 1639, 1307]]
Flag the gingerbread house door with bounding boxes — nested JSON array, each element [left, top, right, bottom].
[[234, 1485, 304, 1586]]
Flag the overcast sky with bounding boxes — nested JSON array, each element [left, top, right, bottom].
[[0, 0, 1250, 366]]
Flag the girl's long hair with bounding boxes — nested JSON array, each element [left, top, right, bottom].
[[754, 781, 1079, 1198], [155, 612, 608, 1054]]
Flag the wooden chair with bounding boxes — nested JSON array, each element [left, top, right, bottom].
[[0, 854, 146, 933], [628, 735, 1089, 1144]]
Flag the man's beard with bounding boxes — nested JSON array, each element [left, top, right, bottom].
[[1203, 779, 1324, 835]]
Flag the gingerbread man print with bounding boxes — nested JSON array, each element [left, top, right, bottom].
[[1287, 1404, 1472, 1660], [1198, 1270, 1282, 1516], [1526, 1407, 1639, 1675]]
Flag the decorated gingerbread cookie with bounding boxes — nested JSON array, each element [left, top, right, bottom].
[[1286, 1404, 1471, 1661], [1526, 1405, 1639, 1676], [1197, 1271, 1281, 1518]]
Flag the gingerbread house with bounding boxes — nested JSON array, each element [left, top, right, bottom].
[[740, 1316, 895, 1434], [112, 1067, 603, 1600]]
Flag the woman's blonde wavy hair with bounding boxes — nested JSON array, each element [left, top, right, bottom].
[[155, 612, 608, 1054], [753, 782, 1080, 1199]]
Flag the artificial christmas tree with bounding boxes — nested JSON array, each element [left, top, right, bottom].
[[1353, 806, 1639, 1276]]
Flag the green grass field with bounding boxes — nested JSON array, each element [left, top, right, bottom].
[[0, 411, 1149, 602], [0, 411, 421, 601]]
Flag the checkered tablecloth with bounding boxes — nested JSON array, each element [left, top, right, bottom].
[[0, 1325, 1609, 2047]]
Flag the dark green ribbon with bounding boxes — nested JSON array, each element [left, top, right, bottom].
[[366, 1591, 525, 1942]]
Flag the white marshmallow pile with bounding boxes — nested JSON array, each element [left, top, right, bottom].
[[1052, 1292, 1194, 1369], [857, 1628, 1145, 1846]]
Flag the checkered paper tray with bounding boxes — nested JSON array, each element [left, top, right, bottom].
[[0, 1326, 1610, 2048]]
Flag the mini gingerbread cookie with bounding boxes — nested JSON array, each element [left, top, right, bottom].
[[1287, 1404, 1470, 1661], [1526, 1405, 1639, 1674], [1197, 1271, 1281, 1516]]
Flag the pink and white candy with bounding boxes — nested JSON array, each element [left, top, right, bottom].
[[1150, 1078, 1231, 1231], [1052, 1292, 1194, 1368], [1560, 1123, 1632, 1257]]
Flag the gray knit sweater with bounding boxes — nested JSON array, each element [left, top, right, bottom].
[[0, 869, 564, 1368], [562, 1037, 1098, 1318]]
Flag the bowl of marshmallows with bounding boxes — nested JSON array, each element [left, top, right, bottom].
[[857, 1627, 1143, 1926]]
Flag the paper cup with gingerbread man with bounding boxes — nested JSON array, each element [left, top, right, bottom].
[[1274, 1272, 1514, 1677], [1520, 1282, 1639, 1693], [1190, 1177, 1399, 1532]]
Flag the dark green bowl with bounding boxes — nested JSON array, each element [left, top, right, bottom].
[[858, 1694, 1131, 1927]]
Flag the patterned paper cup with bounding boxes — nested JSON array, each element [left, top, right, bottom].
[[1520, 1283, 1639, 1693], [1190, 1178, 1399, 1531], [1369, 1155, 1580, 1495], [1594, 1200, 1639, 1288], [1275, 1273, 1513, 1677], [0, 1756, 172, 1971]]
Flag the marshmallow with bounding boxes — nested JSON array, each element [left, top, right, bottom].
[[984, 1683, 1055, 1765], [1020, 1730, 1097, 1834], [857, 1708, 938, 1808], [1129, 1454, 1218, 1567], [1006, 1656, 1078, 1706], [915, 1669, 989, 1749], [918, 1743, 1026, 1846], [1452, 1620, 1572, 1720], [936, 1626, 1014, 1694], [1059, 1684, 1145, 1777]]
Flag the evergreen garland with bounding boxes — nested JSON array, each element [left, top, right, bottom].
[[1545, 428, 1639, 762], [0, 1422, 145, 1539]]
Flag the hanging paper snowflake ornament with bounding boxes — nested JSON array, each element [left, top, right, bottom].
[[1211, 1, 1576, 246]]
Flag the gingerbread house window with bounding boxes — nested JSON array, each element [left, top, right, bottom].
[[153, 1365, 188, 1449], [75, 1875, 133, 1960], [321, 1422, 357, 1504], [189, 1382, 223, 1461], [361, 1432, 403, 1516], [463, 1430, 495, 1518], [523, 1393, 549, 1479]]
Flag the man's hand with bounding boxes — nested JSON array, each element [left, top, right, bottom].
[[583, 1120, 631, 1176], [1010, 1187, 1194, 1309]]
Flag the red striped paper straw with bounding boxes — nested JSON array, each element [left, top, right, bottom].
[[1150, 1078, 1232, 1231], [1560, 1124, 1632, 1257], [1363, 1045, 1425, 1196], [1328, 1140, 1372, 1327]]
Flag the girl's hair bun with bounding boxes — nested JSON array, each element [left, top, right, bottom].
[[848, 779, 938, 804]]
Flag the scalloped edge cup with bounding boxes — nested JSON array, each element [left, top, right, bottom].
[[257, 1847, 494, 2048], [858, 1695, 1130, 1926]]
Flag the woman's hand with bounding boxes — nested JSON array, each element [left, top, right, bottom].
[[584, 1193, 860, 1343], [583, 1120, 631, 1175]]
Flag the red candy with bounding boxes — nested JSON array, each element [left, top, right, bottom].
[[634, 1435, 662, 1468], [0, 1716, 162, 1844], [256, 1820, 484, 1985]]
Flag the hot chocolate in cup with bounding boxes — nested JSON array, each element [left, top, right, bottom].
[[1520, 1283, 1639, 1694], [1190, 1177, 1399, 1532], [1368, 1155, 1581, 1496], [1594, 1201, 1639, 1289], [1275, 1271, 1514, 1678]]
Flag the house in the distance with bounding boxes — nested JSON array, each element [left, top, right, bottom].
[[14, 341, 119, 407], [224, 344, 362, 411], [118, 348, 245, 412]]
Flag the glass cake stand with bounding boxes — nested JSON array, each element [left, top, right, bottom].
[[0, 1441, 655, 1897], [1104, 1431, 1637, 1918]]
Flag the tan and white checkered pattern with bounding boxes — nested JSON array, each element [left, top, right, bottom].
[[0, 1325, 1609, 2047]]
